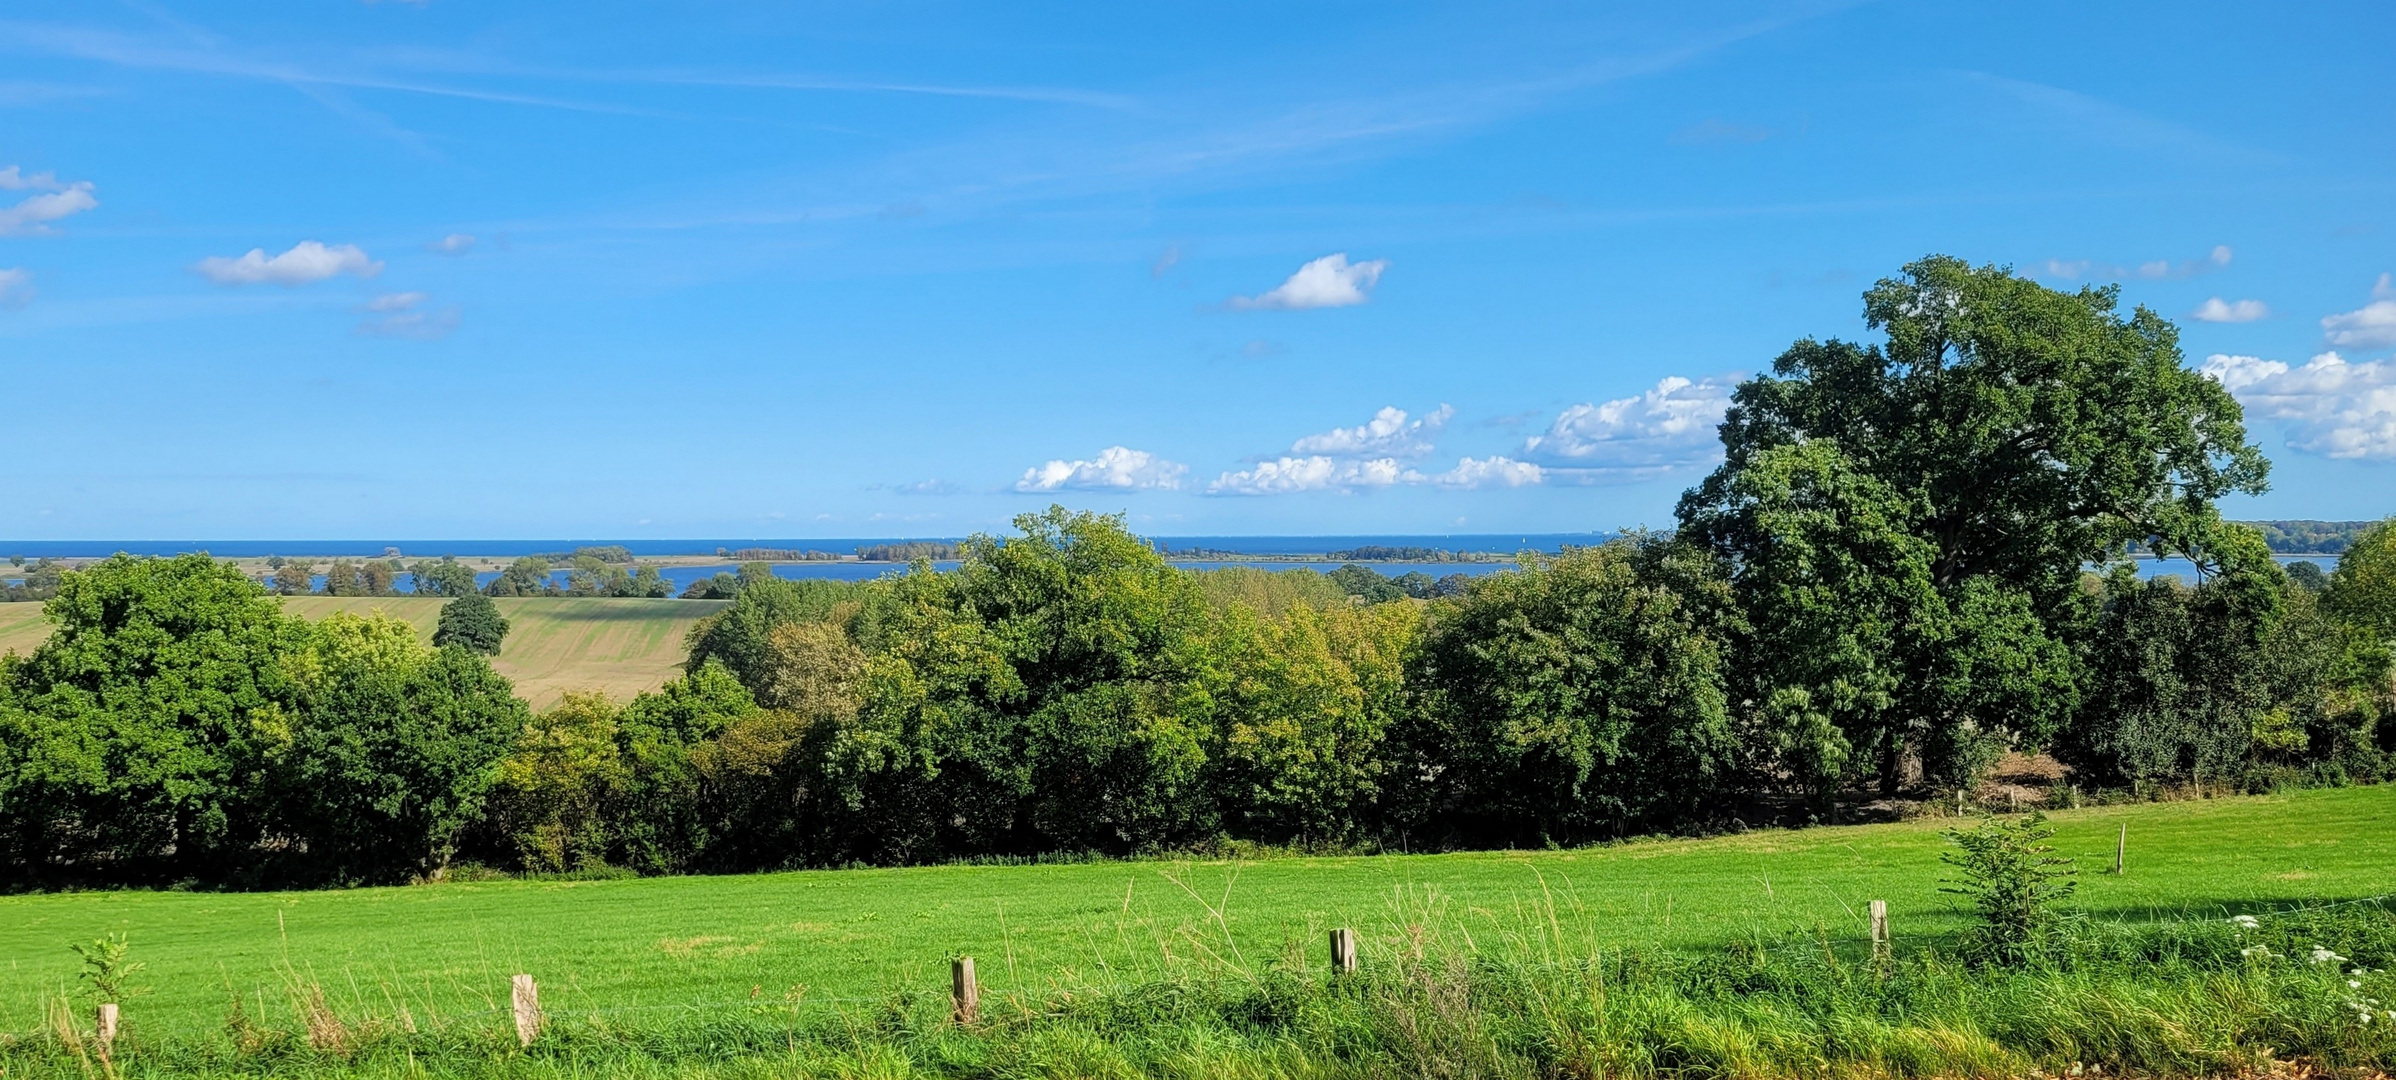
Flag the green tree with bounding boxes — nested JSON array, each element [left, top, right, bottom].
[[270, 612, 529, 883], [270, 559, 314, 596], [412, 557, 479, 598], [1327, 563, 1405, 603], [482, 556, 554, 597], [683, 577, 864, 690], [488, 692, 627, 873], [1678, 256, 2265, 797], [1686, 256, 2268, 603], [2326, 519, 2396, 643], [1398, 539, 1738, 845], [0, 554, 312, 882], [433, 594, 510, 655]]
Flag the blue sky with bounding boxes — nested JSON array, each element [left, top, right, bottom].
[[2, 1, 2391, 540]]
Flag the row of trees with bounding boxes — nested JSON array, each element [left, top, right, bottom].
[[3, 257, 2392, 887]]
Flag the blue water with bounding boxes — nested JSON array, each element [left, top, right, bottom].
[[0, 534, 1609, 560], [288, 559, 1522, 595]]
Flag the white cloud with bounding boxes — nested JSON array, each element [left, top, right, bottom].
[[1227, 253, 1387, 310], [1208, 456, 1421, 495], [195, 240, 382, 286], [364, 290, 428, 312], [2191, 297, 2268, 323], [354, 291, 457, 339], [1287, 404, 1452, 458], [428, 232, 476, 255], [0, 268, 30, 308], [0, 166, 62, 191], [1432, 456, 1544, 489], [1521, 375, 1735, 471], [2041, 245, 2231, 282], [1015, 446, 1186, 492], [2204, 351, 2396, 459], [0, 181, 97, 234], [2321, 274, 2396, 350]]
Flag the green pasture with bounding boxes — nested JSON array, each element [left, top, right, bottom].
[[3, 786, 2389, 1041]]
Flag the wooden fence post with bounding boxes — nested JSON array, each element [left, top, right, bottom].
[[510, 974, 541, 1047], [1329, 928, 1358, 975], [2114, 822, 2126, 875], [95, 1002, 119, 1057], [951, 957, 979, 1024], [1868, 900, 1889, 961]]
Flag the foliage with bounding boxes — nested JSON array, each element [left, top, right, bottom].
[[1326, 562, 1408, 603], [269, 612, 529, 884], [409, 557, 479, 598], [1399, 539, 1737, 845], [1940, 810, 2077, 965], [67, 932, 143, 1004], [431, 594, 508, 655], [681, 576, 865, 690], [481, 557, 554, 597], [2244, 518, 2381, 554], [0, 557, 64, 603], [2287, 559, 2330, 591], [2327, 518, 2396, 643], [1188, 566, 1349, 619]]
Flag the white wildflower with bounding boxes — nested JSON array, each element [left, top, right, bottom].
[[2311, 946, 2347, 965], [2229, 914, 2260, 928], [2354, 980, 2365, 989]]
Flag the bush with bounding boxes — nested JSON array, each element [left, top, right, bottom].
[[1940, 810, 2077, 965]]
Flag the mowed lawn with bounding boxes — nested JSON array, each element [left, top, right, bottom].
[[2, 786, 2389, 1039]]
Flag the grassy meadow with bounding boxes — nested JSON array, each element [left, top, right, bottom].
[[4, 785, 2389, 1046], [2, 596, 720, 710], [268, 597, 720, 709]]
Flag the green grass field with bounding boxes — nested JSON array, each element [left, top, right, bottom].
[[0, 597, 723, 710], [3, 786, 2388, 1042]]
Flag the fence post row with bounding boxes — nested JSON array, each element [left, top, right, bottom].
[[951, 956, 979, 1024], [1329, 927, 1358, 974], [1868, 899, 1889, 961], [511, 974, 541, 1047]]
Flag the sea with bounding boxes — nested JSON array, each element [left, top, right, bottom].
[[0, 538, 2337, 593]]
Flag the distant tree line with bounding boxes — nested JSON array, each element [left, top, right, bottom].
[[3, 257, 2393, 888], [1, 557, 65, 603], [718, 547, 844, 562], [2241, 520, 2381, 555], [1325, 545, 1506, 563], [854, 541, 960, 562]]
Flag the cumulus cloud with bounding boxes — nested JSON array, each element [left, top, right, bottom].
[[1520, 375, 1735, 473], [1016, 446, 1187, 492], [1287, 404, 1452, 458], [427, 233, 476, 255], [0, 267, 30, 308], [353, 291, 458, 339], [0, 181, 97, 234], [2321, 274, 2396, 350], [196, 240, 383, 286], [2042, 245, 2232, 282], [1208, 456, 1421, 495], [2203, 351, 2396, 459], [1432, 456, 1544, 489], [1228, 253, 1387, 310], [2191, 297, 2268, 323], [0, 166, 62, 191]]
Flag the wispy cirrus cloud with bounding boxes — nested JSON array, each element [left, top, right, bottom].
[[195, 241, 382, 286], [2041, 245, 2232, 282], [0, 267, 32, 308], [0, 173, 96, 234], [354, 290, 457, 339]]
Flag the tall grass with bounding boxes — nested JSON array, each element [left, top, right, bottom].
[[6, 887, 2390, 1079]]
